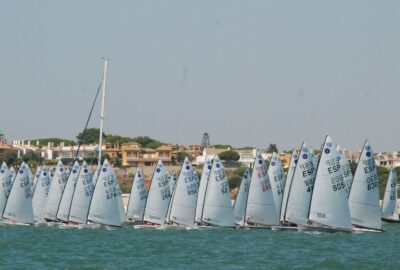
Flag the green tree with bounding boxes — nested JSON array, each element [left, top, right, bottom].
[[132, 136, 163, 149], [176, 152, 187, 164], [219, 150, 240, 162], [228, 175, 242, 190], [76, 128, 106, 144], [31, 138, 75, 147], [0, 130, 7, 143], [0, 149, 17, 165], [105, 135, 132, 144], [213, 144, 232, 149], [22, 151, 40, 162], [267, 143, 278, 153]]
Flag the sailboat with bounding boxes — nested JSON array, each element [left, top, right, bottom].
[[194, 157, 212, 225], [274, 143, 316, 231], [381, 168, 399, 223], [57, 161, 81, 223], [299, 135, 352, 233], [136, 160, 172, 228], [32, 167, 51, 224], [2, 162, 34, 225], [268, 152, 286, 217], [69, 161, 95, 225], [245, 153, 279, 228], [280, 150, 298, 222], [9, 166, 16, 184], [233, 168, 250, 226], [336, 145, 353, 196], [164, 157, 198, 228], [126, 168, 147, 223], [201, 155, 235, 228], [0, 162, 13, 220], [87, 159, 125, 227], [348, 141, 382, 232], [44, 160, 68, 223]]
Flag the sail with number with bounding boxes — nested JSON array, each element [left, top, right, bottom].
[[381, 168, 399, 221], [88, 159, 124, 226], [143, 160, 171, 225], [284, 143, 316, 225], [69, 161, 94, 224], [126, 168, 147, 222], [44, 161, 67, 221], [168, 158, 198, 226], [268, 152, 285, 216], [348, 141, 382, 230], [195, 157, 212, 223], [202, 155, 235, 227], [169, 171, 177, 193], [0, 162, 13, 219], [336, 146, 353, 196], [57, 161, 81, 222], [280, 151, 298, 221], [32, 167, 51, 222], [233, 168, 250, 226], [245, 153, 279, 226], [9, 167, 16, 184], [3, 162, 34, 224], [308, 136, 352, 231]]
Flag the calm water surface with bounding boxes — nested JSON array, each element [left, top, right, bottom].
[[0, 224, 399, 269]]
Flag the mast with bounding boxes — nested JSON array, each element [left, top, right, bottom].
[[98, 57, 108, 166]]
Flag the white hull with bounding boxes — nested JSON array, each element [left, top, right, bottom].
[[134, 224, 160, 229], [271, 226, 298, 232], [298, 225, 352, 233]]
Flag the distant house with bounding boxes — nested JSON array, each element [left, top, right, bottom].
[[194, 147, 231, 165], [375, 152, 400, 168], [0, 141, 17, 154], [12, 140, 39, 158], [121, 143, 172, 167], [40, 142, 104, 160]]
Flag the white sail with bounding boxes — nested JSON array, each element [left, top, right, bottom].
[[143, 160, 172, 225], [69, 161, 95, 224], [381, 168, 398, 220], [168, 158, 198, 226], [88, 159, 124, 226], [32, 167, 51, 222], [31, 166, 42, 195], [285, 143, 316, 225], [280, 150, 298, 221], [56, 161, 81, 222], [268, 152, 285, 216], [126, 168, 147, 221], [202, 155, 235, 227], [348, 141, 382, 230], [92, 166, 101, 186], [44, 161, 67, 221], [233, 168, 250, 226], [169, 171, 177, 193], [195, 157, 212, 223], [245, 153, 279, 226], [3, 163, 34, 223], [0, 162, 13, 219], [116, 177, 127, 223], [9, 167, 16, 184], [309, 136, 352, 230], [336, 146, 353, 196]]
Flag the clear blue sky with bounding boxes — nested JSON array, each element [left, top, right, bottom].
[[1, 0, 399, 152]]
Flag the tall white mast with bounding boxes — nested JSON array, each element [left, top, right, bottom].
[[98, 57, 108, 165]]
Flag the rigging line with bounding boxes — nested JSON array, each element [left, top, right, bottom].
[[75, 81, 103, 160]]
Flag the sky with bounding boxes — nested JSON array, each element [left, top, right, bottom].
[[0, 0, 399, 152]]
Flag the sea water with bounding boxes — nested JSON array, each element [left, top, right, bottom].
[[0, 224, 399, 269]]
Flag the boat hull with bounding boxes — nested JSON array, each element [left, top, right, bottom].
[[381, 217, 400, 224], [298, 225, 352, 233], [271, 226, 298, 232]]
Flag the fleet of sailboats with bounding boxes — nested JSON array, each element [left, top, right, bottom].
[[0, 134, 398, 232]]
